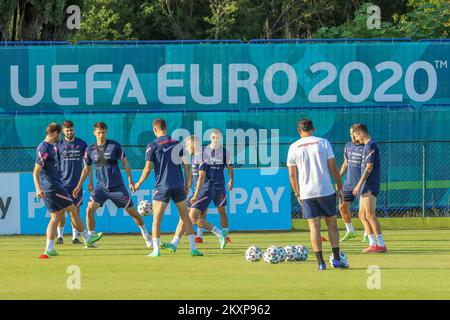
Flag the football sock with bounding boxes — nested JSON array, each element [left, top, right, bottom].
[[72, 228, 78, 240], [138, 225, 150, 239], [222, 228, 229, 236], [211, 226, 223, 237], [332, 247, 341, 261], [57, 227, 64, 238], [46, 239, 54, 252], [171, 236, 181, 247], [368, 234, 377, 246], [80, 230, 90, 242], [315, 251, 325, 265], [188, 234, 197, 250], [196, 228, 204, 238], [376, 234, 385, 247], [152, 238, 160, 252], [88, 230, 96, 235], [364, 231, 368, 237], [345, 223, 354, 233]]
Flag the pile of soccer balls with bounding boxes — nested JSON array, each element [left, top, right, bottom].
[[245, 245, 309, 264]]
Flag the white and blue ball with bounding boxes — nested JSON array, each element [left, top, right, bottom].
[[137, 200, 153, 216], [283, 245, 300, 261], [295, 245, 309, 261], [329, 251, 349, 267], [263, 245, 282, 264], [245, 245, 263, 262]]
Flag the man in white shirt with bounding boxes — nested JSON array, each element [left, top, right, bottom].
[[287, 118, 348, 270]]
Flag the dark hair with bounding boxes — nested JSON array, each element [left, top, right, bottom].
[[352, 123, 369, 136], [94, 122, 108, 130], [62, 120, 74, 129], [46, 122, 62, 135], [297, 118, 314, 132], [153, 118, 167, 131]]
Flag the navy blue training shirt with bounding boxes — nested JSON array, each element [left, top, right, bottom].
[[203, 145, 231, 189], [343, 142, 364, 190], [35, 141, 65, 192], [56, 137, 88, 189], [361, 140, 381, 192], [190, 151, 213, 193], [145, 135, 184, 190], [84, 139, 126, 189]]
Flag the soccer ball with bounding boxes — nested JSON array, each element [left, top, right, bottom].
[[295, 245, 309, 261], [284, 245, 300, 261], [137, 200, 153, 216], [245, 245, 263, 262], [263, 245, 282, 264], [277, 247, 287, 262], [329, 250, 349, 267]]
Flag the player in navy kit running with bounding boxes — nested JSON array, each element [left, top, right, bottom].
[[161, 135, 226, 253], [352, 124, 387, 253], [194, 129, 233, 244], [338, 124, 365, 242], [134, 118, 200, 257], [33, 123, 102, 258], [73, 122, 152, 248], [55, 120, 93, 245]]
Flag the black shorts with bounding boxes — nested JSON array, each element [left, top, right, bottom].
[[343, 189, 356, 203], [152, 187, 187, 204]]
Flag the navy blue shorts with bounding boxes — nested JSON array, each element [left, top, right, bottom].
[[153, 187, 186, 204], [189, 189, 213, 212], [213, 188, 227, 207], [361, 186, 379, 198], [65, 186, 84, 207], [43, 189, 74, 213], [343, 189, 356, 203], [90, 185, 133, 209], [301, 193, 337, 219]]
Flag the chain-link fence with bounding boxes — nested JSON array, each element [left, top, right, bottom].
[[1, 141, 448, 218]]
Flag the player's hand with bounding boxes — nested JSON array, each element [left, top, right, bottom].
[[88, 182, 94, 192], [129, 182, 136, 193], [72, 186, 81, 198], [36, 189, 46, 199], [133, 182, 141, 191], [353, 186, 360, 197], [296, 194, 301, 205], [190, 196, 198, 205], [227, 180, 233, 191]]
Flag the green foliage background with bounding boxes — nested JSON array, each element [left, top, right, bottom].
[[0, 0, 449, 41]]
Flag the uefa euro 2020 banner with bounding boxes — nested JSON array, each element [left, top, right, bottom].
[[0, 42, 449, 112], [0, 169, 291, 235]]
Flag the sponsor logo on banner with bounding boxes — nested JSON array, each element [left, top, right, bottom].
[[0, 173, 20, 235], [19, 169, 291, 235]]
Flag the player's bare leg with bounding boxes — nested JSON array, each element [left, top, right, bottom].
[[176, 200, 203, 256], [70, 206, 81, 244], [218, 206, 231, 243], [42, 211, 62, 257], [86, 201, 100, 233], [190, 208, 226, 249], [339, 201, 357, 241], [361, 194, 386, 252], [148, 200, 168, 256], [308, 217, 326, 268], [56, 211, 66, 244], [324, 215, 347, 268], [66, 204, 103, 247], [125, 206, 152, 248]]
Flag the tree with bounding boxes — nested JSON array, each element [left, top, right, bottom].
[[204, 0, 238, 39]]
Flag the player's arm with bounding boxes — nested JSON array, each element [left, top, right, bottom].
[[73, 165, 92, 197], [227, 164, 234, 190], [327, 157, 344, 203], [191, 169, 205, 203], [121, 158, 135, 192], [288, 165, 300, 203], [340, 158, 348, 178], [87, 163, 94, 192], [353, 163, 374, 196], [182, 157, 191, 194], [135, 161, 152, 191], [32, 164, 45, 199]]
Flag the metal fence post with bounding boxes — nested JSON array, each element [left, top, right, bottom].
[[422, 142, 427, 218]]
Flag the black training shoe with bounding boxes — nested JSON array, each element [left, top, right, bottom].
[[72, 238, 82, 244], [56, 237, 64, 245]]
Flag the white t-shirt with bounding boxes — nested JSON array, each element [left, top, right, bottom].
[[287, 136, 336, 200]]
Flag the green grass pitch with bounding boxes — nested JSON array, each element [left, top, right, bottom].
[[1, 230, 450, 300]]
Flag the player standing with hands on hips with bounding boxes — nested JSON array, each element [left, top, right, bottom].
[[287, 119, 348, 270], [351, 124, 387, 253]]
